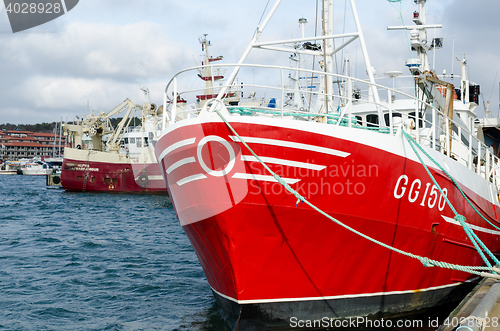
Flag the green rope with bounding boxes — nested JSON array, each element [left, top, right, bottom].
[[404, 131, 500, 231], [212, 106, 499, 277], [403, 131, 500, 269]]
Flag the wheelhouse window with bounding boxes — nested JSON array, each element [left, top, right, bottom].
[[366, 114, 379, 127], [384, 112, 402, 126], [408, 112, 424, 128]]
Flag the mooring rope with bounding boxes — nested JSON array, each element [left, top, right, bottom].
[[402, 130, 500, 269], [212, 106, 500, 278]]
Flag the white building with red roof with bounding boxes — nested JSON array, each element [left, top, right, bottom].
[[0, 129, 67, 160]]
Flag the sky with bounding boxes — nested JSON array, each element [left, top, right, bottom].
[[0, 0, 499, 125]]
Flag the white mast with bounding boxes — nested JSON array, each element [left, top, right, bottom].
[[387, 0, 442, 75], [348, 0, 381, 112], [199, 34, 214, 98], [213, 0, 283, 103], [290, 18, 308, 110], [323, 0, 335, 114], [213, 0, 382, 120]]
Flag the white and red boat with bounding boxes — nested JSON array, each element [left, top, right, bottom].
[[21, 159, 54, 176], [62, 96, 167, 193], [155, 0, 500, 327]]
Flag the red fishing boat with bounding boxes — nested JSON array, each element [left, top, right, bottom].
[[62, 95, 167, 193], [155, 0, 500, 328]]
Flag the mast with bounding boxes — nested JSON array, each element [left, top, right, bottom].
[[58, 117, 62, 157], [198, 34, 226, 106], [200, 34, 214, 99], [387, 0, 442, 75], [213, 0, 283, 103], [348, 0, 381, 119], [213, 0, 381, 119], [52, 122, 57, 157], [290, 18, 308, 110], [460, 57, 469, 104], [322, 0, 334, 114]]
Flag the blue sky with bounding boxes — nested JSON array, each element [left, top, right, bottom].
[[0, 0, 499, 124]]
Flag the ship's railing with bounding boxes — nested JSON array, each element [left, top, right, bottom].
[[163, 63, 500, 187]]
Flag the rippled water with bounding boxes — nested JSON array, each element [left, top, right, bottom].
[[0, 175, 461, 331], [0, 175, 230, 331]]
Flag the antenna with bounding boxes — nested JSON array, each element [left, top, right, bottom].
[[451, 38, 454, 78], [485, 71, 498, 118]]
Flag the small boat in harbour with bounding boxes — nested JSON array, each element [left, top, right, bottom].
[[155, 0, 500, 328], [21, 159, 54, 176], [0, 160, 19, 175]]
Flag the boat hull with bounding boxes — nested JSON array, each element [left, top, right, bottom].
[[22, 169, 53, 175], [0, 170, 17, 175], [62, 147, 168, 193], [212, 282, 474, 329], [155, 116, 500, 323]]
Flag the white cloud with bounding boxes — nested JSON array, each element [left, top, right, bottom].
[[0, 0, 499, 123], [0, 20, 194, 123], [2, 21, 190, 78], [22, 76, 132, 109]]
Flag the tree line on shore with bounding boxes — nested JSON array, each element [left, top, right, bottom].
[[0, 117, 142, 133]]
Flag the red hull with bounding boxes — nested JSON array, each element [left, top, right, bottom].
[[62, 157, 168, 193], [155, 118, 500, 321]]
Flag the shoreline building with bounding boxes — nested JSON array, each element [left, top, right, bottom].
[[0, 129, 67, 160]]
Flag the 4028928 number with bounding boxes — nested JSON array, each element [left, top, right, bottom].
[[5, 2, 61, 14]]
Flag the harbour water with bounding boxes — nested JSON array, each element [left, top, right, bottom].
[[0, 175, 461, 330], [0, 175, 229, 330]]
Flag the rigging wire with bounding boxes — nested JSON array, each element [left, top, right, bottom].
[[257, 0, 271, 28], [307, 0, 320, 112], [387, 0, 418, 99], [321, 0, 329, 114], [387, 0, 413, 66], [484, 71, 499, 116]]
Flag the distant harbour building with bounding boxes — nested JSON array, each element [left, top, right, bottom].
[[0, 129, 67, 160]]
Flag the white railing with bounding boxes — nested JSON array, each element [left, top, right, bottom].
[[163, 63, 500, 186]]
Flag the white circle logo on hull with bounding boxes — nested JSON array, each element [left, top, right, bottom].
[[197, 136, 236, 177]]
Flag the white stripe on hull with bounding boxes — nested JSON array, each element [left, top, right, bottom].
[[210, 280, 472, 305], [232, 173, 300, 184], [241, 155, 326, 171], [177, 174, 207, 186], [166, 157, 196, 174], [229, 136, 350, 158], [442, 215, 500, 235], [158, 138, 196, 163]]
